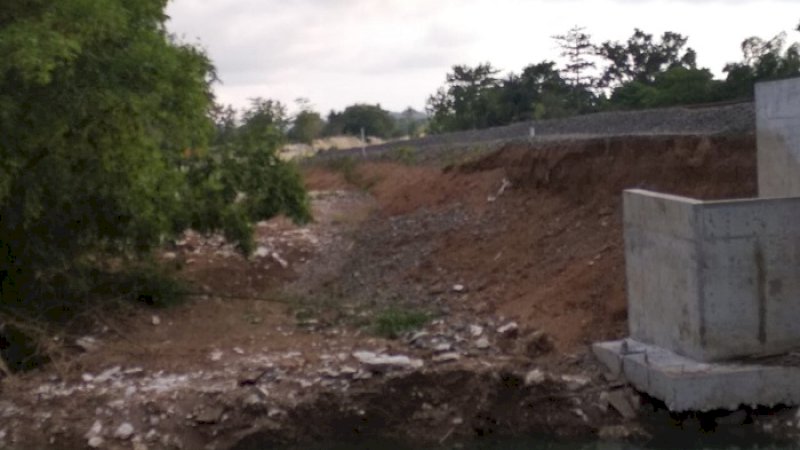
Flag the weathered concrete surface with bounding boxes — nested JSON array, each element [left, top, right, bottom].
[[593, 339, 800, 412], [624, 189, 800, 362], [757, 78, 800, 198]]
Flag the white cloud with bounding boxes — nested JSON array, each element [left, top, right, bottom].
[[166, 0, 800, 113]]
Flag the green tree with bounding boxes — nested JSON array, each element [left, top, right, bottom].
[[552, 26, 596, 87], [426, 63, 502, 132], [0, 0, 309, 308], [324, 104, 395, 138], [608, 67, 722, 109], [722, 31, 800, 99], [596, 29, 697, 87], [289, 110, 325, 144]]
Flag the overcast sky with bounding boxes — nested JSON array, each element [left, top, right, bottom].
[[166, 0, 800, 115]]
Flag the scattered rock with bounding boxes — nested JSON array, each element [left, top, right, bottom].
[[339, 366, 358, 376], [433, 343, 452, 353], [253, 247, 270, 258], [497, 322, 519, 338], [144, 429, 159, 443], [76, 336, 101, 353], [452, 284, 466, 293], [194, 406, 225, 425], [433, 352, 461, 363], [474, 337, 490, 350], [209, 350, 223, 362], [353, 351, 423, 371], [94, 366, 121, 383], [561, 374, 591, 391], [113, 423, 134, 440], [151, 316, 161, 326], [243, 393, 266, 411], [524, 369, 547, 386], [469, 325, 484, 337], [85, 420, 103, 439], [408, 331, 429, 344], [233, 347, 245, 355], [272, 252, 289, 268], [88, 436, 105, 448]]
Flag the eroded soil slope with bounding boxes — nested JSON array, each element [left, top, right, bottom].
[[304, 135, 757, 353]]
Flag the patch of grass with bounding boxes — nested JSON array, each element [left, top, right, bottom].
[[389, 146, 418, 165], [372, 308, 430, 339]]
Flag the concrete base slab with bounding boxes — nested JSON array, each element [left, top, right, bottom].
[[593, 339, 800, 412]]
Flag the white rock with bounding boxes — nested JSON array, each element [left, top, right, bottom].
[[209, 350, 223, 361], [272, 252, 289, 268], [82, 373, 95, 383], [497, 322, 519, 336], [561, 374, 591, 391], [469, 325, 484, 337], [433, 343, 452, 353], [452, 284, 465, 293], [253, 247, 270, 258], [433, 352, 461, 363], [85, 420, 103, 439], [88, 436, 105, 448], [145, 429, 159, 442], [113, 423, 134, 440], [233, 347, 245, 355], [353, 351, 423, 370], [162, 252, 177, 260], [524, 369, 546, 386], [94, 366, 121, 383], [474, 337, 490, 350], [76, 336, 101, 353], [151, 316, 161, 326]]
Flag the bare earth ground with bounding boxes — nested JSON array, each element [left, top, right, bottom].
[[3, 134, 799, 450]]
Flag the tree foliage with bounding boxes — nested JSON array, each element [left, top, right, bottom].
[[596, 29, 697, 87], [0, 0, 309, 308], [723, 32, 800, 98], [553, 26, 596, 87], [425, 23, 800, 132], [426, 62, 595, 133], [324, 104, 395, 138], [289, 110, 325, 144]]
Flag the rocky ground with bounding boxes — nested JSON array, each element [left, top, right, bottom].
[[3, 133, 800, 450]]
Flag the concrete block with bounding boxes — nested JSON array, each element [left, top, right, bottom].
[[757, 77, 800, 198], [593, 339, 800, 412], [624, 189, 800, 361]]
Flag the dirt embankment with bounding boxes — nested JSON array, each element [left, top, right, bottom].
[[306, 135, 756, 353], [3, 134, 779, 450]]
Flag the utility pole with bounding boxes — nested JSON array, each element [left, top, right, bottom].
[[360, 127, 366, 158]]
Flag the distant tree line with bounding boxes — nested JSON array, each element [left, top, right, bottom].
[[426, 23, 800, 133], [220, 98, 429, 146]]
